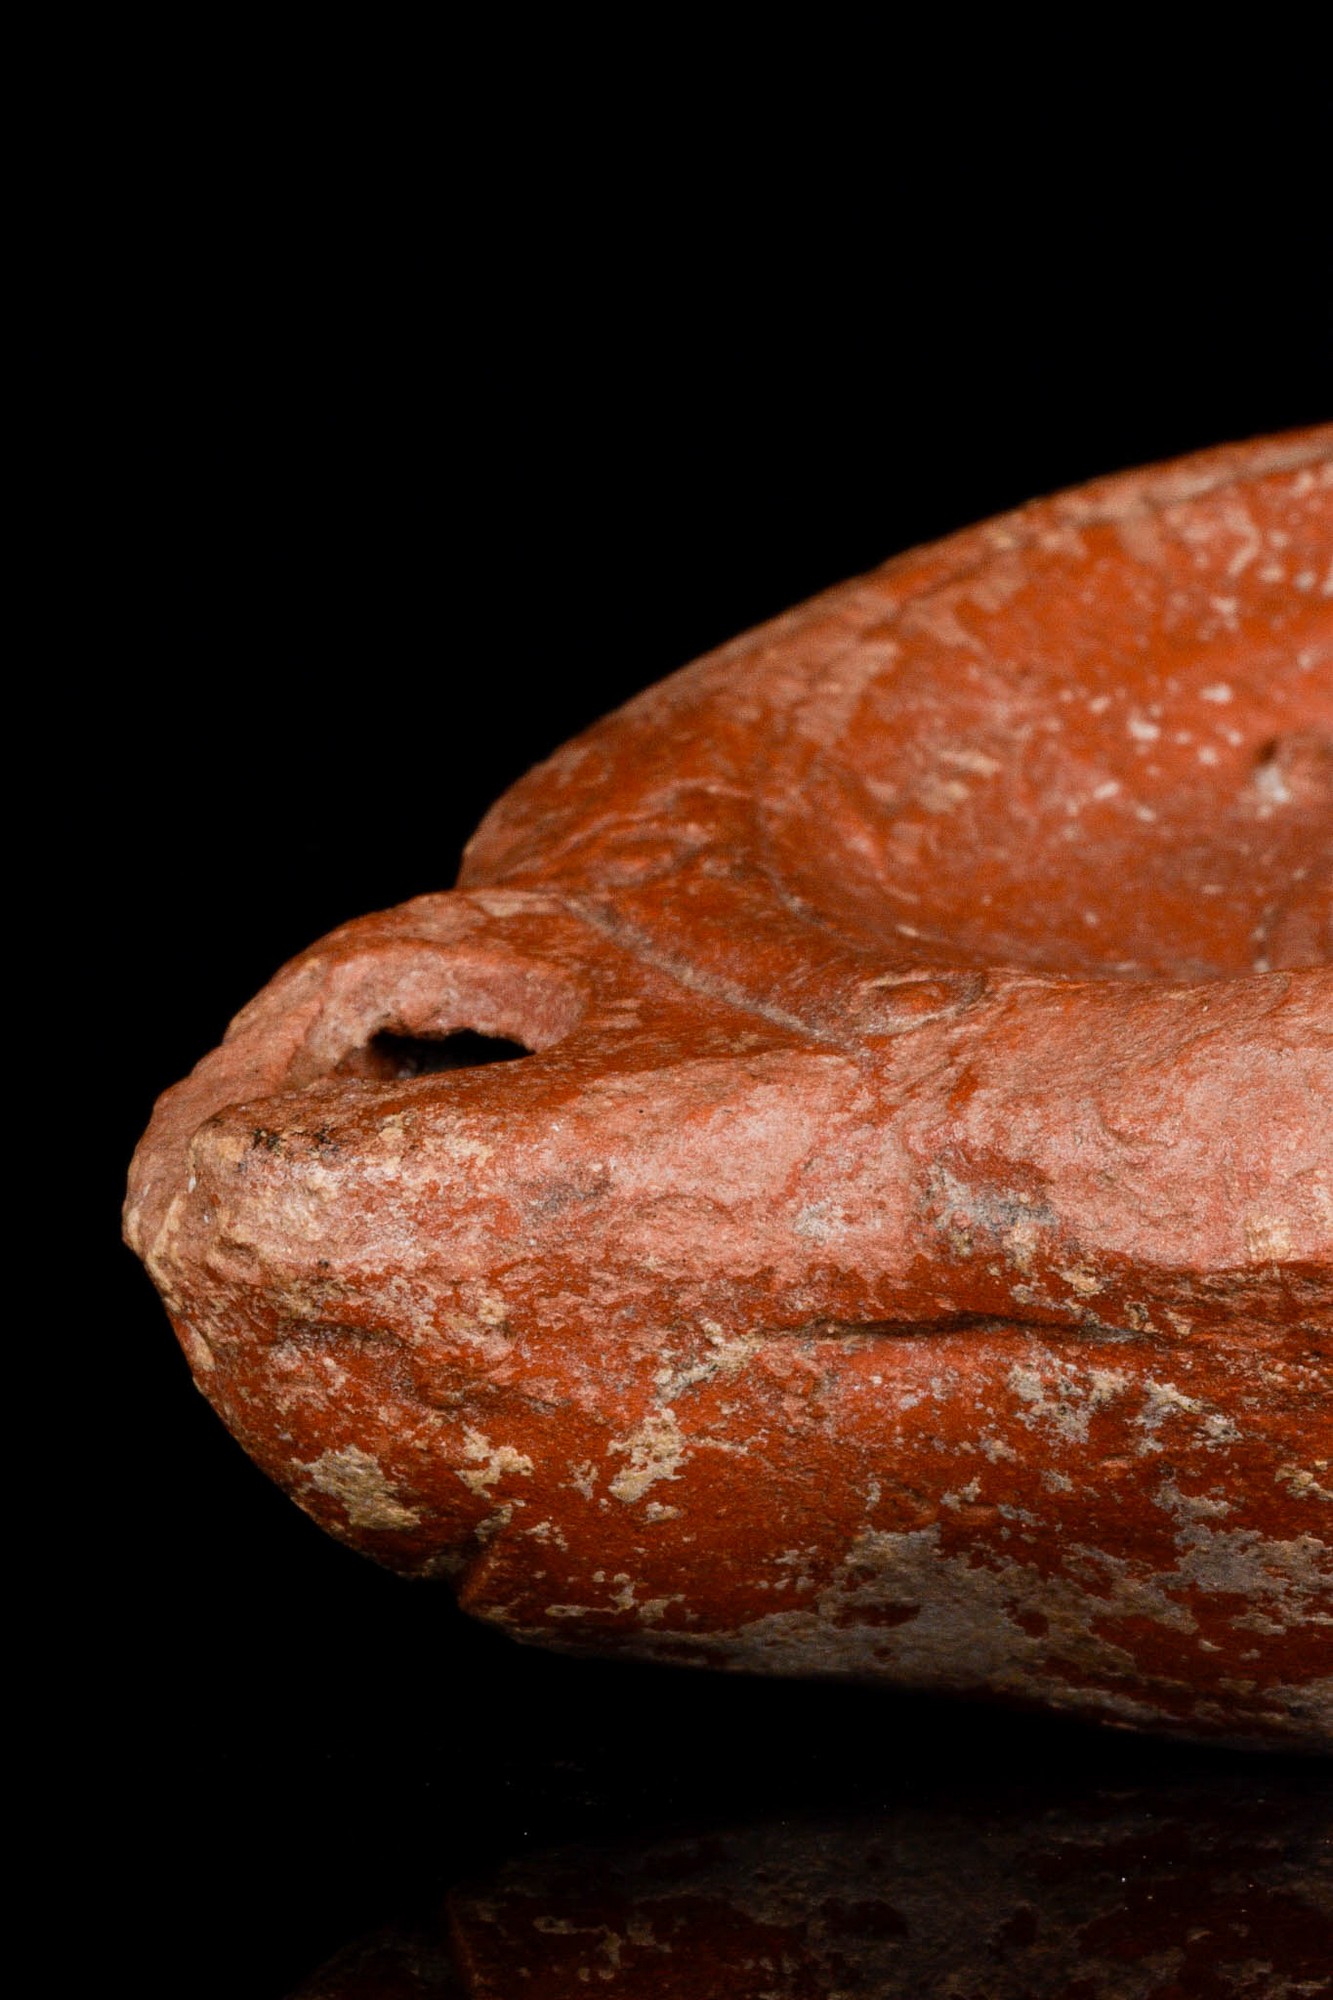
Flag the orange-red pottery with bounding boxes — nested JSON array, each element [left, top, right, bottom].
[[127, 429, 1332, 1748]]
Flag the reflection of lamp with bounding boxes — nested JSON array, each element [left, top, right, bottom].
[[293, 1778, 1333, 1997], [127, 429, 1332, 1747]]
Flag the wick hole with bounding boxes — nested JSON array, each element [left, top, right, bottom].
[[371, 1029, 534, 1078]]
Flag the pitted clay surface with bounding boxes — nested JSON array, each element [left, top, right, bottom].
[[127, 429, 1333, 1747]]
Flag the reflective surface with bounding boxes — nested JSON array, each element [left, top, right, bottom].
[[295, 1773, 1332, 1997], [88, 1654, 1330, 1996]]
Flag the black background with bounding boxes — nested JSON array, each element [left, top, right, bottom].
[[61, 100, 1331, 1995]]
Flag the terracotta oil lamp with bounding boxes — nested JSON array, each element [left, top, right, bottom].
[[127, 428, 1332, 1748]]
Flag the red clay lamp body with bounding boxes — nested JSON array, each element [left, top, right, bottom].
[[126, 430, 1333, 1748]]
